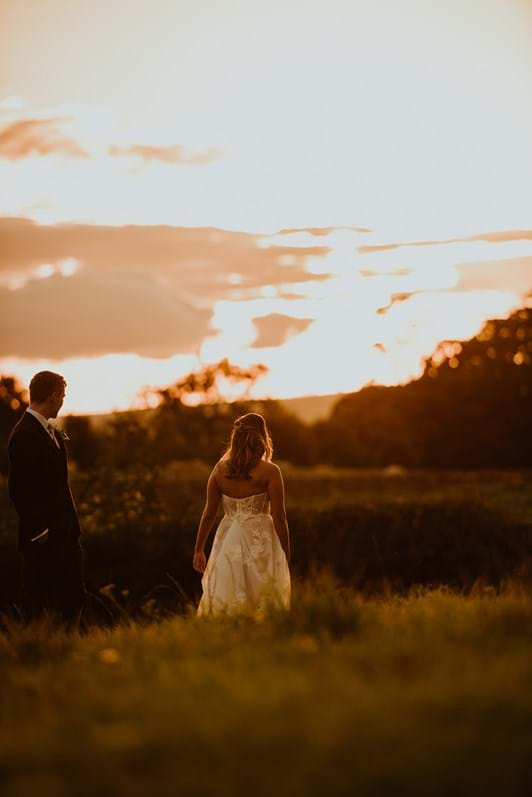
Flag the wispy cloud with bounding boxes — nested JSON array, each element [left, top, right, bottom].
[[0, 118, 89, 160], [108, 144, 220, 165], [0, 112, 220, 166], [358, 229, 532, 254], [277, 225, 372, 237]]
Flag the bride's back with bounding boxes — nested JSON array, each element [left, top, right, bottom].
[[215, 458, 272, 499]]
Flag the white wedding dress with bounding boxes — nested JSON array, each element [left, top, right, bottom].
[[197, 491, 290, 615]]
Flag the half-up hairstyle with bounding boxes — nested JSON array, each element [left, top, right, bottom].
[[222, 413, 273, 480]]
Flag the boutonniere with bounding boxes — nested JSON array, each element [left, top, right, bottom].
[[56, 427, 70, 441]]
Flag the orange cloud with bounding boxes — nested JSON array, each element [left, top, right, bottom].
[[0, 118, 89, 159], [1, 271, 211, 359], [277, 225, 372, 237], [376, 292, 417, 315], [0, 217, 327, 288], [453, 258, 532, 294], [358, 229, 532, 254], [108, 144, 220, 165], [0, 217, 328, 359], [0, 116, 220, 166], [3, 217, 530, 368], [251, 314, 314, 348]]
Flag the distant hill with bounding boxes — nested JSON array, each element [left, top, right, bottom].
[[74, 393, 342, 428], [277, 393, 344, 423]]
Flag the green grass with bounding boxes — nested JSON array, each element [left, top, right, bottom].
[[2, 466, 532, 617], [1, 578, 532, 796], [158, 462, 532, 523]]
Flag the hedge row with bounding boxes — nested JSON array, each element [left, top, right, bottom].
[[2, 480, 531, 619]]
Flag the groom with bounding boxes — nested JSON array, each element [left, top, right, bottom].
[[7, 371, 87, 625]]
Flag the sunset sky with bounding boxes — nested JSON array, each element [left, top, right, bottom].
[[1, 0, 531, 414]]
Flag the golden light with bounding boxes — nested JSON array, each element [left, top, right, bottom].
[[1, 0, 531, 412]]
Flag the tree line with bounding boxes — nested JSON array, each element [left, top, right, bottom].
[[1, 306, 531, 472]]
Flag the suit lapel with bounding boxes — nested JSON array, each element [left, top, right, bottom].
[[24, 412, 65, 458], [56, 429, 67, 458]]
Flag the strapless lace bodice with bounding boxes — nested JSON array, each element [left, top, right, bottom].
[[222, 491, 270, 517]]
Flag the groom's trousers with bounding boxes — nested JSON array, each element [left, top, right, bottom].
[[20, 537, 87, 625]]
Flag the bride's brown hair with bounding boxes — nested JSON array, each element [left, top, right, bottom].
[[222, 413, 273, 480]]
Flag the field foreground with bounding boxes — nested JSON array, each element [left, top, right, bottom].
[[1, 579, 532, 797]]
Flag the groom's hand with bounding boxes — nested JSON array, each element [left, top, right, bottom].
[[193, 550, 207, 573]]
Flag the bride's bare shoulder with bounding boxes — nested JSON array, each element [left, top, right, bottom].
[[213, 459, 227, 478], [256, 460, 282, 479]]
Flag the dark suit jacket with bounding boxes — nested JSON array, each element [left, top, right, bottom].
[[7, 412, 81, 552]]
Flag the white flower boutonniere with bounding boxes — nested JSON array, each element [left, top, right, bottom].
[[56, 427, 70, 442]]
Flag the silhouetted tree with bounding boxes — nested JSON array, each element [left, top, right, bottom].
[[63, 415, 103, 470], [318, 305, 532, 467], [101, 412, 158, 470], [0, 375, 28, 474], [142, 359, 314, 465], [151, 358, 268, 406], [141, 359, 273, 464]]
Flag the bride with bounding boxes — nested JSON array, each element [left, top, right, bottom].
[[193, 412, 291, 615]]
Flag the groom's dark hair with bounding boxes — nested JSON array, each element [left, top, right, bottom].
[[29, 371, 67, 403]]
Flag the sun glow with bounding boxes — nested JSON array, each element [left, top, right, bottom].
[[1, 0, 532, 413]]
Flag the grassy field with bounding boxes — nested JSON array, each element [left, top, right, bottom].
[[159, 462, 532, 522], [1, 466, 532, 616], [1, 577, 532, 797]]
